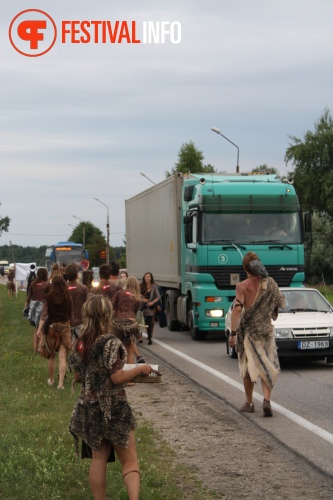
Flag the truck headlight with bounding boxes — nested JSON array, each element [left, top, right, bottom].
[[205, 309, 223, 318], [274, 328, 292, 339]]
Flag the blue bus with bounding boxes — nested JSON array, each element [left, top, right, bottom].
[[45, 241, 89, 272]]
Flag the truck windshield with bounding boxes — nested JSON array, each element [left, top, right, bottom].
[[54, 248, 83, 266], [201, 212, 301, 245]]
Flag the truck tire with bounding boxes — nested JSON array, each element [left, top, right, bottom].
[[188, 305, 207, 341], [166, 290, 180, 331]]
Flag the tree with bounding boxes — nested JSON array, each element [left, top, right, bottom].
[[251, 164, 279, 175], [285, 108, 333, 219], [0, 215, 10, 237], [69, 222, 107, 267], [304, 214, 333, 284], [166, 141, 216, 177]]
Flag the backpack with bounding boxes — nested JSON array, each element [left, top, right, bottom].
[[27, 270, 36, 286]]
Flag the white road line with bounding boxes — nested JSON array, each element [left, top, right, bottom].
[[151, 337, 333, 445]]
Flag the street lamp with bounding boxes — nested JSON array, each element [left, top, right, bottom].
[[140, 172, 156, 185], [211, 127, 240, 173], [93, 198, 110, 264], [73, 215, 86, 252]]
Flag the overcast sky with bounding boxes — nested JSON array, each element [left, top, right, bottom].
[[1, 0, 332, 253]]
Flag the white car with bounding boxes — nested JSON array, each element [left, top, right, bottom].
[[225, 288, 333, 363]]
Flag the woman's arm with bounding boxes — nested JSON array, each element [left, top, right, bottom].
[[111, 364, 155, 385]]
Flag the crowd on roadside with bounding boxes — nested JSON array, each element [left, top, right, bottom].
[[20, 259, 164, 500]]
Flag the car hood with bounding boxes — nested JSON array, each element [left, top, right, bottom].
[[274, 311, 333, 328]]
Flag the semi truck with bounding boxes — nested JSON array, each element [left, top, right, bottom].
[[125, 173, 310, 340]]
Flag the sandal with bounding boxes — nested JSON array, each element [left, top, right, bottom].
[[47, 379, 54, 386], [262, 399, 273, 417], [240, 401, 255, 413]]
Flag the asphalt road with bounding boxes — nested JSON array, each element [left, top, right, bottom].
[[139, 325, 333, 479]]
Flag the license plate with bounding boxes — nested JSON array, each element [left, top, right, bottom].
[[297, 340, 329, 350]]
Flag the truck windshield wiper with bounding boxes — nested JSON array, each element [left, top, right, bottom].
[[252, 240, 292, 250], [206, 239, 246, 249]]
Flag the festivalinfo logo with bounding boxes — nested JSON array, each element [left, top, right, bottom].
[[9, 9, 182, 57]]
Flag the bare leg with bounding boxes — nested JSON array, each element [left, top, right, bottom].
[[113, 430, 140, 500], [33, 329, 39, 353], [126, 343, 135, 365], [261, 379, 271, 401], [90, 440, 112, 500], [48, 355, 55, 385], [58, 345, 68, 388], [243, 375, 254, 404]]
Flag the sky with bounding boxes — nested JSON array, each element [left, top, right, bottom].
[[1, 0, 332, 252]]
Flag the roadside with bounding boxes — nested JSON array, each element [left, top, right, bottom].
[[128, 354, 333, 499]]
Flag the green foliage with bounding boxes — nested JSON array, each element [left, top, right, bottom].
[[304, 214, 333, 284], [0, 244, 47, 265], [0, 287, 214, 499], [0, 215, 10, 236], [166, 141, 216, 176], [285, 108, 333, 219]]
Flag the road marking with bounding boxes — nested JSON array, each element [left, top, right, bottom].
[[150, 337, 333, 445]]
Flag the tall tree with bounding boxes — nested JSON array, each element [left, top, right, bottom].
[[285, 108, 333, 219], [166, 141, 216, 177]]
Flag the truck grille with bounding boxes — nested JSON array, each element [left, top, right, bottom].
[[292, 328, 330, 338], [198, 265, 303, 289]]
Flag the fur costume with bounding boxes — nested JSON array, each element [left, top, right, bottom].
[[235, 277, 285, 390]]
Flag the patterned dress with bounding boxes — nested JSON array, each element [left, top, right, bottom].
[[68, 334, 136, 456], [235, 277, 285, 390]]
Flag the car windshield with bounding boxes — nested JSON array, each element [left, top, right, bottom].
[[280, 290, 332, 313]]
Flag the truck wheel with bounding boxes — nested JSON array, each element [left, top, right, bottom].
[[188, 307, 207, 341], [226, 331, 238, 359], [166, 291, 180, 331]]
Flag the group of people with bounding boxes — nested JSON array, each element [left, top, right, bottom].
[[23, 260, 163, 499]]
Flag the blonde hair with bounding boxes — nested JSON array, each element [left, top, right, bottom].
[[79, 295, 113, 363], [125, 276, 141, 302]]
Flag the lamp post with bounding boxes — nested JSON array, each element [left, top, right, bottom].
[[73, 215, 86, 252], [140, 172, 156, 185], [211, 127, 240, 173], [93, 198, 110, 264]]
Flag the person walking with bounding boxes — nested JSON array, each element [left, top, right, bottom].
[[92, 264, 122, 301], [68, 294, 156, 500], [6, 267, 15, 299], [111, 276, 144, 364], [229, 252, 285, 417], [140, 272, 161, 345], [25, 267, 51, 352], [66, 263, 89, 344], [37, 275, 74, 389]]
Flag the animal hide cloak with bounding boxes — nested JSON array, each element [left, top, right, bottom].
[[235, 277, 285, 390]]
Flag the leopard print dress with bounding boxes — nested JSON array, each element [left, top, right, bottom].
[[68, 334, 136, 454]]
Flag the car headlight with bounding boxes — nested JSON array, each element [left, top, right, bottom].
[[205, 309, 223, 318], [274, 328, 292, 339]]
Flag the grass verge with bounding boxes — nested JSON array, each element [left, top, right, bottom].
[[0, 286, 213, 499]]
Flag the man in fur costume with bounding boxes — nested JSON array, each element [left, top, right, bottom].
[[229, 252, 285, 417]]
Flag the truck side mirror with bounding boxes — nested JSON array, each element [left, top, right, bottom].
[[304, 212, 312, 232]]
